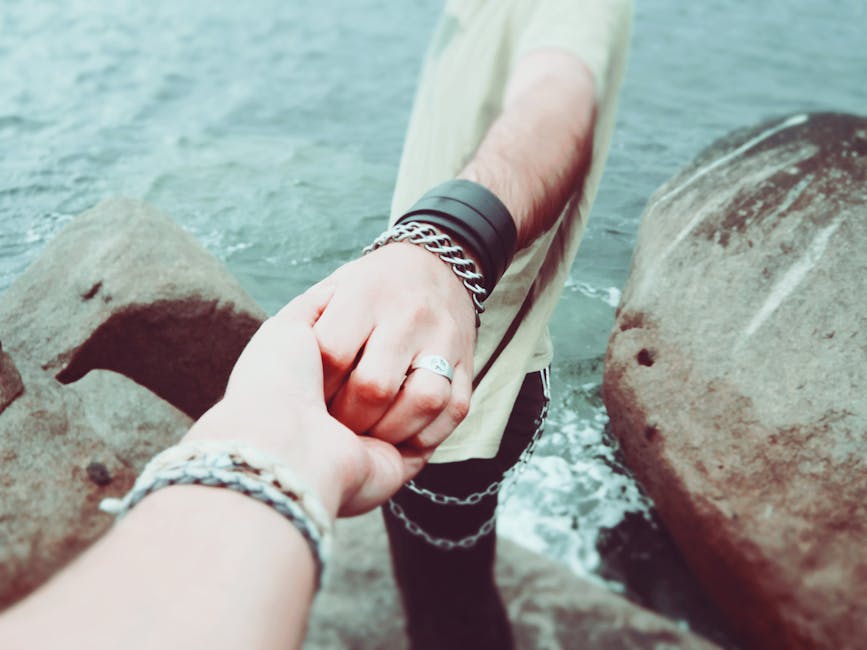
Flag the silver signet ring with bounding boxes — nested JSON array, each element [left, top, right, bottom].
[[410, 355, 454, 383]]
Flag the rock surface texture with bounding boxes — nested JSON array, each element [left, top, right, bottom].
[[0, 361, 191, 608], [0, 198, 266, 607], [603, 113, 867, 649], [0, 197, 266, 419], [0, 346, 23, 415], [306, 511, 718, 650]]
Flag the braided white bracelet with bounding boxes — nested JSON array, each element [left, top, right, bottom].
[[99, 440, 333, 588], [364, 221, 488, 326]]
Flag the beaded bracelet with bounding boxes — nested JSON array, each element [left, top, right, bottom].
[[100, 440, 333, 588]]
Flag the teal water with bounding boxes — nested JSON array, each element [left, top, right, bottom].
[[2, 0, 865, 643]]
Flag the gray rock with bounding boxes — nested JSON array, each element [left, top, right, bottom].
[[305, 512, 718, 649], [603, 113, 867, 649], [0, 195, 721, 645], [0, 197, 267, 607], [0, 359, 191, 609], [0, 197, 266, 419], [0, 345, 23, 415]]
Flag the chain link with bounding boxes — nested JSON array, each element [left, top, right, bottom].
[[406, 367, 550, 506], [364, 221, 489, 321], [388, 368, 551, 549], [388, 499, 498, 550]]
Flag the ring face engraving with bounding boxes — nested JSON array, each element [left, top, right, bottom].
[[429, 357, 450, 374], [410, 355, 455, 382]]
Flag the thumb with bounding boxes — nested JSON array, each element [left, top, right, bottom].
[[337, 438, 427, 517]]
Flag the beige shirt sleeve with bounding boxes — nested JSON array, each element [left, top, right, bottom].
[[515, 0, 633, 100], [391, 0, 634, 463]]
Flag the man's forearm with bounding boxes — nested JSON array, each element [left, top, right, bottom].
[[459, 48, 596, 250], [306, 50, 598, 459]]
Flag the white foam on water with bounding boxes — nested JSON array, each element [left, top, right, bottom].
[[498, 402, 652, 584], [223, 241, 253, 255], [567, 278, 623, 308]]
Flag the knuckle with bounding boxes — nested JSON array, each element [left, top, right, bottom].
[[318, 339, 355, 372], [405, 302, 435, 328], [410, 431, 438, 451], [369, 422, 407, 446], [450, 394, 471, 423], [353, 373, 395, 405], [410, 384, 449, 415]]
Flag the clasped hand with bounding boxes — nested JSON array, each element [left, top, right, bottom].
[[314, 242, 476, 454], [192, 242, 476, 518]]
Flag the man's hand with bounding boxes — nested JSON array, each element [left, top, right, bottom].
[[311, 242, 475, 456], [309, 52, 594, 462], [188, 283, 432, 517]]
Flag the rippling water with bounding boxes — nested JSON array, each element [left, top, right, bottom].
[[2, 0, 865, 643]]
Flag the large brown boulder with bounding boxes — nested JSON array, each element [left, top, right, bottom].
[[0, 198, 267, 607], [603, 113, 867, 649], [0, 360, 191, 608], [0, 197, 266, 419], [306, 511, 719, 650]]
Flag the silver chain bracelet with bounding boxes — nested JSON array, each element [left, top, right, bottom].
[[388, 368, 551, 550], [364, 221, 488, 326]]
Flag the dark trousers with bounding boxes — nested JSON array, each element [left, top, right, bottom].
[[382, 370, 548, 650]]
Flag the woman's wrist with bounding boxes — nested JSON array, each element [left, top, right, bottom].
[[183, 401, 346, 520]]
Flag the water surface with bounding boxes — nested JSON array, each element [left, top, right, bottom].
[[2, 0, 864, 644]]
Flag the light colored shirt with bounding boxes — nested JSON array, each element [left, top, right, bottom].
[[390, 0, 633, 462]]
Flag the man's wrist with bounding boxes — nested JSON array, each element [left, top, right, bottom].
[[365, 226, 485, 327], [393, 179, 517, 296]]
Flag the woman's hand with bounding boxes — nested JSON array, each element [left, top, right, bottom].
[[185, 283, 425, 517]]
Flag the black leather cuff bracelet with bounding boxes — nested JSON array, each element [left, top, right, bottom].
[[395, 179, 517, 295]]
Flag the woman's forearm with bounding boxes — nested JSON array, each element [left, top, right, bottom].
[[0, 485, 319, 650]]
